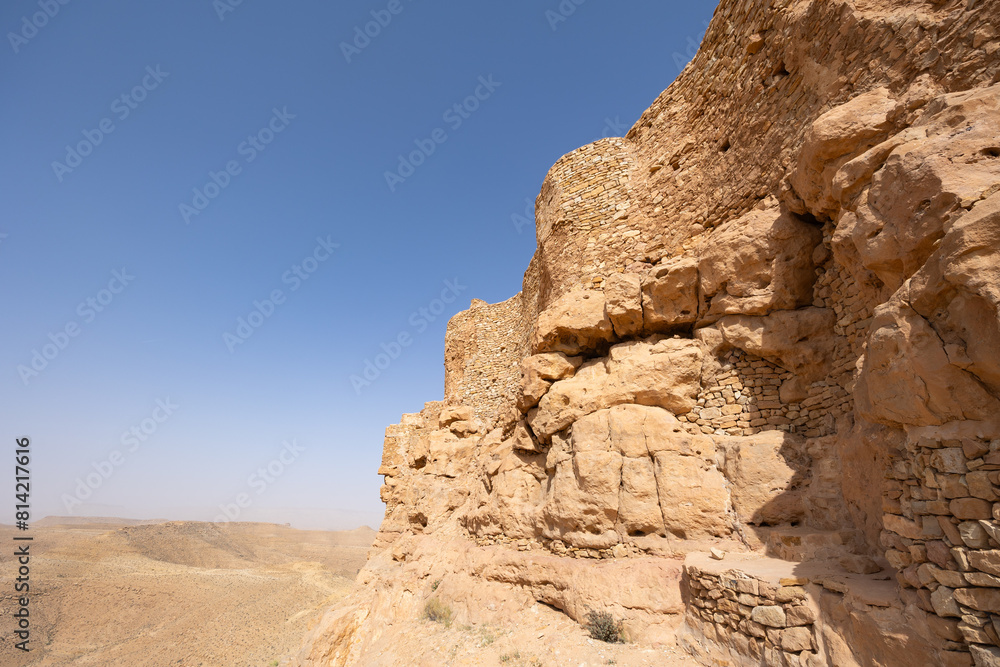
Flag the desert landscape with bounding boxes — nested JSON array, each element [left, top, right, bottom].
[[0, 519, 373, 667]]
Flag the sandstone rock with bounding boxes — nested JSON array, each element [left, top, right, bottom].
[[510, 419, 542, 454], [603, 273, 644, 337], [955, 587, 1000, 614], [426, 430, 476, 478], [709, 308, 837, 382], [969, 551, 1000, 577], [844, 86, 1000, 292], [786, 605, 816, 626], [533, 288, 614, 356], [718, 431, 809, 526], [439, 405, 474, 428], [750, 605, 786, 628], [780, 626, 814, 652], [970, 644, 1000, 667], [653, 451, 731, 539], [931, 586, 962, 618], [789, 87, 902, 219], [856, 289, 1000, 426], [961, 521, 992, 549], [698, 208, 821, 322], [641, 256, 698, 331], [527, 338, 702, 441], [952, 498, 994, 520], [618, 457, 664, 537]]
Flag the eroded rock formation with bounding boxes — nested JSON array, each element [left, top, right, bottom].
[[295, 1, 1000, 665]]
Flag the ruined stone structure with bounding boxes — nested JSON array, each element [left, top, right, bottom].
[[295, 1, 1000, 665]]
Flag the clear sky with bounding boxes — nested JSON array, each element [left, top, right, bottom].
[[1, 0, 717, 530]]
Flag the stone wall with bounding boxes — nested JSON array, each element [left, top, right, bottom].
[[880, 431, 1000, 656], [685, 565, 818, 666], [443, 295, 529, 428]]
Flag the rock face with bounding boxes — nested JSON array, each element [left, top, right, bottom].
[[294, 1, 1000, 665]]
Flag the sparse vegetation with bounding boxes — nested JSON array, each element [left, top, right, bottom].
[[500, 650, 521, 662], [431, 578, 441, 591], [423, 598, 453, 626], [585, 610, 625, 644], [268, 661, 279, 667]]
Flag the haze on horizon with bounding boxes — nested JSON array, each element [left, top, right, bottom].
[[0, 0, 718, 530]]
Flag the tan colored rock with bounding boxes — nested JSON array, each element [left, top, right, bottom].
[[698, 208, 822, 322], [533, 287, 614, 356], [603, 273, 643, 337], [510, 419, 542, 454], [780, 626, 814, 652], [618, 457, 664, 537], [789, 87, 902, 219], [527, 338, 702, 441], [653, 451, 730, 539], [856, 288, 1000, 426], [543, 450, 623, 545], [438, 405, 474, 428], [517, 353, 583, 412], [708, 308, 837, 382], [969, 550, 1000, 576], [908, 191, 1000, 397], [719, 431, 809, 526], [750, 605, 786, 628], [641, 256, 698, 331], [954, 587, 1000, 613], [426, 430, 475, 478], [843, 85, 1000, 292]]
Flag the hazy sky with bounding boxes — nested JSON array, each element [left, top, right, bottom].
[[1, 0, 717, 530]]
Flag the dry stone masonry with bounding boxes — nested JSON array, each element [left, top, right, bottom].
[[293, 1, 1000, 665]]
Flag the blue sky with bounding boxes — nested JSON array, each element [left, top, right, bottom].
[[0, 0, 717, 530]]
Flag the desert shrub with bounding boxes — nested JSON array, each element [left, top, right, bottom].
[[431, 578, 441, 591], [585, 610, 625, 644], [423, 598, 453, 625]]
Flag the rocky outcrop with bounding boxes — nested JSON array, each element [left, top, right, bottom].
[[295, 1, 1000, 665]]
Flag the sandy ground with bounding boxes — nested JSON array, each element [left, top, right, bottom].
[[0, 519, 373, 667]]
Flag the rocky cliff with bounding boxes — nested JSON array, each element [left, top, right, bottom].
[[295, 1, 1000, 665]]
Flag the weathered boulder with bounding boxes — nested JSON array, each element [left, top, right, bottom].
[[533, 287, 614, 355], [641, 256, 699, 332], [517, 353, 583, 412], [697, 208, 822, 322], [855, 287, 999, 427], [840, 87, 1000, 293], [718, 431, 810, 526], [604, 273, 644, 337], [706, 308, 837, 382], [789, 87, 902, 219], [526, 338, 702, 442]]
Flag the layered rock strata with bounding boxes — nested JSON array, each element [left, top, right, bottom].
[[296, 1, 1000, 665]]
